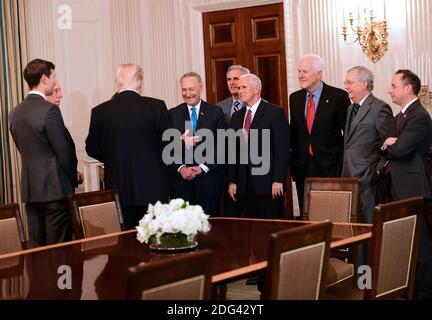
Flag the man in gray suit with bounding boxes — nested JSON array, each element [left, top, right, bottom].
[[217, 65, 250, 128], [341, 66, 393, 224], [9, 59, 78, 247]]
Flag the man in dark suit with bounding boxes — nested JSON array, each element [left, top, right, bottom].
[[383, 69, 432, 300], [383, 69, 432, 199], [342, 66, 393, 224], [217, 65, 250, 216], [9, 59, 78, 247], [228, 74, 290, 219], [217, 65, 250, 128], [168, 72, 225, 216], [86, 64, 170, 229], [289, 54, 350, 216]]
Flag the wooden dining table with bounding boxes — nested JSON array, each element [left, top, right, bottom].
[[0, 217, 372, 300]]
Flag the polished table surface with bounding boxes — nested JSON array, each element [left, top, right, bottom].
[[0, 217, 372, 300]]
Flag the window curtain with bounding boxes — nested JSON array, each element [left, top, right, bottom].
[[0, 0, 27, 206]]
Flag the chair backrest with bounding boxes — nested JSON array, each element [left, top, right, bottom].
[[366, 197, 422, 300], [263, 221, 332, 300], [126, 249, 214, 300], [303, 177, 361, 223], [0, 204, 26, 254], [68, 190, 125, 239]]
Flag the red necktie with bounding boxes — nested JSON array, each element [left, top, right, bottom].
[[244, 109, 252, 142], [306, 93, 315, 155]]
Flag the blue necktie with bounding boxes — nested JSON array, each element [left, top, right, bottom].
[[191, 107, 197, 134]]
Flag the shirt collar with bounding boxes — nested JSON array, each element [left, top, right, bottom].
[[401, 98, 418, 113], [358, 92, 372, 106], [119, 88, 139, 94], [28, 90, 47, 100], [187, 100, 202, 114], [246, 98, 261, 114], [306, 81, 324, 98]]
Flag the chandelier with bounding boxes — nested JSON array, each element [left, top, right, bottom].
[[341, 8, 389, 63]]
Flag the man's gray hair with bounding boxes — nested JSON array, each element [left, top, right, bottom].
[[348, 66, 375, 91], [300, 54, 325, 72], [227, 65, 250, 76], [180, 72, 202, 84], [240, 74, 262, 90]]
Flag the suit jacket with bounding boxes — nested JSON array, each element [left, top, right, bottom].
[[228, 100, 290, 198], [85, 91, 169, 207], [385, 99, 432, 199], [217, 96, 245, 129], [289, 82, 350, 180], [9, 94, 78, 202], [168, 100, 225, 188], [341, 93, 393, 222]]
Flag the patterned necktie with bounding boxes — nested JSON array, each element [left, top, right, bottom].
[[191, 107, 197, 134], [244, 109, 252, 142], [350, 103, 361, 124], [306, 93, 315, 155], [233, 100, 241, 113]]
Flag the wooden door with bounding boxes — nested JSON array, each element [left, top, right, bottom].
[[203, 3, 293, 218]]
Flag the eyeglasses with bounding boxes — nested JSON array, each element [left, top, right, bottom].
[[344, 80, 357, 86]]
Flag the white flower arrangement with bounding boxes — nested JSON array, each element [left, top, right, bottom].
[[136, 198, 211, 244]]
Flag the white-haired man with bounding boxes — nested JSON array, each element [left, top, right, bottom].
[[86, 64, 170, 229], [228, 74, 290, 219], [289, 54, 350, 217]]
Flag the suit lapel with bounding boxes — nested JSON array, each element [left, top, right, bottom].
[[181, 103, 190, 132], [311, 83, 330, 131], [250, 101, 265, 129], [346, 94, 374, 142], [196, 101, 207, 131], [294, 90, 308, 133], [397, 100, 417, 134]]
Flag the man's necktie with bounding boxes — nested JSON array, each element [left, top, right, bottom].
[[191, 107, 197, 134], [349, 103, 361, 124], [395, 111, 404, 130], [244, 109, 252, 142], [306, 93, 315, 155], [233, 100, 241, 113]]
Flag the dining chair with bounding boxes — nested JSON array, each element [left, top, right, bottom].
[[68, 189, 125, 239], [262, 221, 332, 300], [303, 177, 362, 286], [126, 249, 214, 300], [326, 197, 422, 300], [0, 204, 27, 255]]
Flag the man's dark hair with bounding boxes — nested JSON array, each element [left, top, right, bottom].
[[23, 59, 55, 89], [395, 69, 421, 95]]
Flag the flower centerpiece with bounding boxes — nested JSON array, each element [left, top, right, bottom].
[[136, 198, 211, 250]]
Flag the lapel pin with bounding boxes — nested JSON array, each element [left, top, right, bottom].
[[326, 100, 329, 103]]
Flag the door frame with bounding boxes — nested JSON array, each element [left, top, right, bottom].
[[186, 0, 284, 101]]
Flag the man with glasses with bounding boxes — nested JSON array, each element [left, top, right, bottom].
[[341, 66, 393, 224]]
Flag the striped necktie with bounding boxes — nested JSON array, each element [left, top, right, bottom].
[[233, 100, 241, 113]]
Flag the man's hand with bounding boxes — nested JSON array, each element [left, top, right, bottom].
[[191, 166, 203, 176], [179, 167, 197, 180], [382, 137, 398, 150], [228, 183, 237, 201], [272, 182, 284, 199], [180, 129, 200, 149], [77, 171, 84, 185]]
